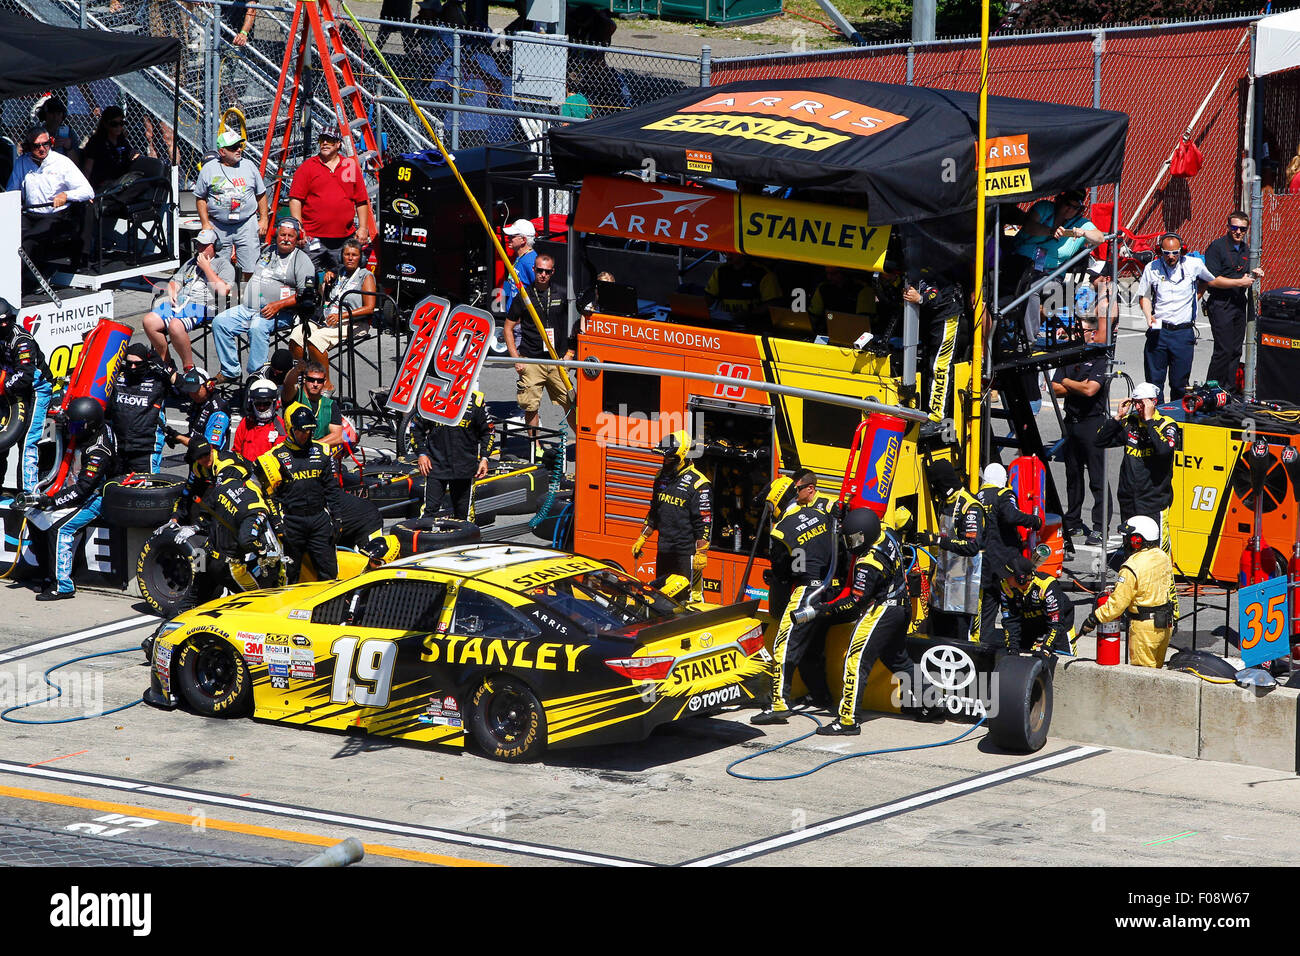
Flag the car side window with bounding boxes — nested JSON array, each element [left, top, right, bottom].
[[313, 581, 446, 632], [452, 588, 541, 641]]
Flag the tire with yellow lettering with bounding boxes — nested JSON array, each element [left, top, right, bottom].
[[102, 473, 185, 527], [469, 676, 546, 762], [136, 527, 223, 617], [0, 391, 28, 452], [173, 633, 252, 718]]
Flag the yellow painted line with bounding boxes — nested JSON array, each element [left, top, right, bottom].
[[0, 784, 502, 867]]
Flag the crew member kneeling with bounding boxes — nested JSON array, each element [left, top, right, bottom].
[[1000, 555, 1074, 654], [258, 403, 343, 582], [1078, 516, 1175, 668]]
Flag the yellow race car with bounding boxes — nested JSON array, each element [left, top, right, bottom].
[[144, 544, 768, 761]]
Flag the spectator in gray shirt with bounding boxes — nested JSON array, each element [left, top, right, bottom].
[[194, 130, 268, 280], [211, 218, 314, 384], [142, 227, 236, 371]]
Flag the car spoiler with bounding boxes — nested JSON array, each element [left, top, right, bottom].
[[628, 600, 760, 646]]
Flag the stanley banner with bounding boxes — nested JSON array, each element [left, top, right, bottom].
[[575, 175, 890, 269]]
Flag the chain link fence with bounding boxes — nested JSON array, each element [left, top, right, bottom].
[[711, 16, 1258, 258]]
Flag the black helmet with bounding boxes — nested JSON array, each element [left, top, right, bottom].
[[0, 298, 17, 331], [842, 507, 881, 554], [66, 397, 104, 441], [926, 458, 961, 502], [1004, 554, 1033, 586], [287, 402, 317, 433]]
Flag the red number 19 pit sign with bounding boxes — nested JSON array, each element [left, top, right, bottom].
[[386, 296, 494, 427]]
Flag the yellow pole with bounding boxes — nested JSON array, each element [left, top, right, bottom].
[[968, 0, 991, 491], [337, 2, 572, 392]]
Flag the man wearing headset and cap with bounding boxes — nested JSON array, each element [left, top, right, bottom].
[[1078, 516, 1175, 667]]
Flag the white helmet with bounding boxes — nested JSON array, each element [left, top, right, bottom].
[[1121, 515, 1160, 549], [982, 462, 1007, 488], [247, 378, 278, 424], [1131, 382, 1160, 402]]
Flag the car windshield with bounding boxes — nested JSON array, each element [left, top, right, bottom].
[[526, 570, 686, 634]]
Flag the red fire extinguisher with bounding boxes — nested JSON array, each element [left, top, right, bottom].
[[1095, 591, 1122, 665]]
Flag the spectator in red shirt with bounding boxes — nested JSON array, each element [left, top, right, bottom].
[[288, 123, 374, 272]]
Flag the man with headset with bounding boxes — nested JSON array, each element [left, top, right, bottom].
[[1138, 232, 1260, 402]]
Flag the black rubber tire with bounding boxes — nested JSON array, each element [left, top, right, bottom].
[[988, 654, 1053, 753], [173, 633, 253, 718], [136, 528, 223, 617], [102, 473, 185, 527], [0, 391, 29, 452], [1166, 649, 1238, 680], [476, 466, 540, 516], [470, 676, 547, 762], [356, 466, 423, 509], [391, 516, 480, 556]]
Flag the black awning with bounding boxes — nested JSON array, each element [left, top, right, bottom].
[[550, 77, 1128, 225]]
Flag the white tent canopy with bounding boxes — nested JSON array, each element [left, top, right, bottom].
[[1256, 8, 1300, 76]]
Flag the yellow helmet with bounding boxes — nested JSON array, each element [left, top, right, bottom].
[[659, 429, 692, 467]]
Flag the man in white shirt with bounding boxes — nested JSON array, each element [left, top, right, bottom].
[[7, 124, 94, 274], [1138, 232, 1260, 402]]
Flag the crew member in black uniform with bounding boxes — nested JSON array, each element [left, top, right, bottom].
[[807, 508, 932, 734], [0, 298, 53, 495], [918, 458, 988, 640], [907, 268, 967, 429], [1204, 210, 1259, 391], [751, 473, 835, 725], [411, 389, 493, 520], [999, 555, 1075, 654], [201, 464, 280, 591], [170, 439, 249, 525], [108, 343, 177, 474], [26, 398, 116, 600], [1051, 316, 1110, 545], [170, 366, 231, 452], [258, 403, 343, 581], [633, 430, 712, 599], [976, 461, 1042, 644]]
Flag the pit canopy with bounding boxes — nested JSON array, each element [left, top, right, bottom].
[[1257, 8, 1300, 76], [549, 77, 1129, 225], [0, 11, 182, 98]]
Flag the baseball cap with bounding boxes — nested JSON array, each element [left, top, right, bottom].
[[177, 366, 211, 395], [318, 121, 343, 141], [1132, 382, 1160, 401], [195, 228, 219, 247], [503, 219, 536, 239], [216, 129, 245, 149]]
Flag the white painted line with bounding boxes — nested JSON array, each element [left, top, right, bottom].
[[684, 745, 1106, 867], [0, 761, 650, 867], [0, 615, 158, 665]]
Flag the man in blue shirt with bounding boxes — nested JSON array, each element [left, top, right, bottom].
[[1010, 190, 1104, 340]]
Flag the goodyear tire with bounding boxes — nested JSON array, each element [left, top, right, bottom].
[[173, 633, 252, 718], [136, 528, 223, 617], [102, 473, 185, 527], [988, 654, 1053, 753], [357, 463, 422, 510], [0, 391, 29, 452], [470, 676, 546, 762], [1166, 649, 1238, 680], [392, 516, 480, 556]]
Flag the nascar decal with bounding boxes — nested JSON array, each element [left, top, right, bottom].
[[678, 91, 909, 138], [422, 636, 584, 672]]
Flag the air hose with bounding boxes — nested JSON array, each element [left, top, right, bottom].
[[529, 418, 569, 530], [727, 712, 987, 781], [1, 648, 144, 724]]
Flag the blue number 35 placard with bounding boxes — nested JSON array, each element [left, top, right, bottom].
[[1238, 576, 1291, 668]]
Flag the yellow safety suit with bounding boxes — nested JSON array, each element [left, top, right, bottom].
[[1093, 547, 1175, 668]]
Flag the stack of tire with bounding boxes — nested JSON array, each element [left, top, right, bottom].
[[351, 460, 424, 518], [389, 516, 480, 557]]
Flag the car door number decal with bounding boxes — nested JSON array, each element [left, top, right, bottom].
[[330, 636, 398, 708]]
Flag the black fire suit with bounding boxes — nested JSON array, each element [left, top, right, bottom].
[[1096, 410, 1180, 524], [999, 572, 1075, 653], [108, 367, 173, 474], [916, 279, 968, 425], [644, 463, 712, 582], [409, 390, 494, 520], [337, 491, 383, 549], [0, 322, 52, 495], [201, 473, 277, 590], [172, 450, 250, 524], [976, 482, 1041, 639], [766, 502, 834, 711], [260, 437, 343, 581]]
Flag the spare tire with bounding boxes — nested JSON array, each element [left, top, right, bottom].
[[0, 391, 30, 452], [392, 516, 480, 557], [356, 465, 423, 510], [1166, 649, 1238, 680], [474, 463, 541, 517], [988, 653, 1053, 753], [102, 473, 185, 527], [136, 526, 223, 617]]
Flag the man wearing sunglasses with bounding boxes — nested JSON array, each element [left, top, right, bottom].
[[1138, 233, 1260, 402], [506, 252, 572, 435], [1204, 211, 1265, 392], [194, 129, 269, 281], [7, 124, 94, 275]]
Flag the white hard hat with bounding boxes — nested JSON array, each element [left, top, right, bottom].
[[1123, 515, 1161, 546], [982, 463, 1007, 487], [1131, 382, 1160, 402]]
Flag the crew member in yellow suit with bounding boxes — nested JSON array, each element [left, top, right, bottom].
[[1078, 516, 1175, 667]]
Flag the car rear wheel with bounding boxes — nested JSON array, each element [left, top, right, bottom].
[[470, 676, 546, 762], [174, 634, 252, 718], [136, 528, 223, 617]]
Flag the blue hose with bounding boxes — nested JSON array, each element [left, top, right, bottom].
[[529, 418, 569, 530], [726, 712, 987, 781], [1, 648, 144, 725]]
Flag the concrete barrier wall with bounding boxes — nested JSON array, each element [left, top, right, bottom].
[[1053, 657, 1299, 773]]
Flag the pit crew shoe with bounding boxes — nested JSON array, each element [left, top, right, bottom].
[[36, 590, 74, 601], [750, 708, 789, 725], [815, 720, 860, 736]]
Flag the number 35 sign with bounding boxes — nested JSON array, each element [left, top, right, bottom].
[[1237, 575, 1291, 668], [387, 295, 494, 426]]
